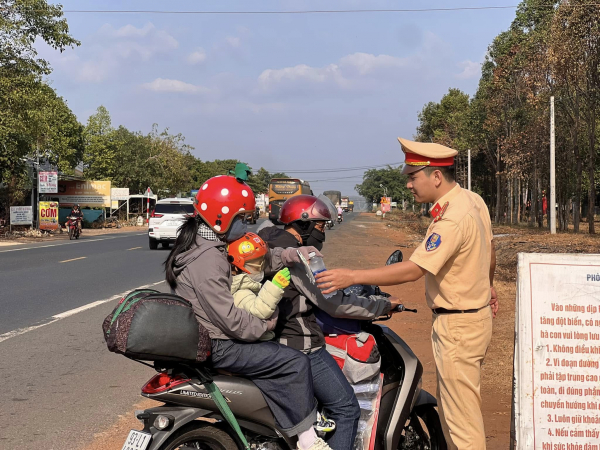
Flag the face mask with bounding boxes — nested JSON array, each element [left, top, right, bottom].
[[248, 271, 265, 283], [223, 216, 248, 243], [304, 228, 326, 251]]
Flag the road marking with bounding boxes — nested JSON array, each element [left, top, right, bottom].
[[127, 246, 142, 251], [0, 280, 165, 344], [59, 256, 87, 263], [0, 233, 147, 254]]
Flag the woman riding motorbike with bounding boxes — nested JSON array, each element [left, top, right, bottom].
[[258, 195, 401, 450], [164, 176, 331, 450]]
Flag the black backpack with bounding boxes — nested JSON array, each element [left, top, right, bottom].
[[102, 289, 211, 362]]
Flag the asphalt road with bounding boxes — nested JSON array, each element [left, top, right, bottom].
[[0, 215, 352, 449]]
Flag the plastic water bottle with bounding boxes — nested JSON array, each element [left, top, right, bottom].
[[308, 252, 337, 299]]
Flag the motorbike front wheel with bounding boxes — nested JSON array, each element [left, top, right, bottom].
[[159, 424, 238, 450], [400, 405, 447, 450], [69, 227, 74, 240]]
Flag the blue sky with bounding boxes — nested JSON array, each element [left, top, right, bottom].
[[38, 0, 517, 195]]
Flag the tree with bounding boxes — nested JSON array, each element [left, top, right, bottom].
[[83, 106, 118, 181], [0, 0, 80, 185], [551, 0, 600, 233], [355, 166, 412, 206], [0, 0, 79, 76]]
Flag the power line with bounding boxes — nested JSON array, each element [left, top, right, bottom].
[[51, 4, 600, 14], [265, 161, 403, 174], [306, 175, 366, 182], [57, 6, 519, 14]]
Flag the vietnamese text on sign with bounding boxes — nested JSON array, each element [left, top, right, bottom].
[[513, 253, 600, 449]]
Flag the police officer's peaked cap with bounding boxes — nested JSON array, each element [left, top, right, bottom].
[[398, 138, 458, 175]]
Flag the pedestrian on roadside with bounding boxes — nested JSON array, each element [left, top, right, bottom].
[[315, 138, 497, 450], [164, 175, 332, 450]]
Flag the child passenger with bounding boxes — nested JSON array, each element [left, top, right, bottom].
[[228, 232, 290, 340]]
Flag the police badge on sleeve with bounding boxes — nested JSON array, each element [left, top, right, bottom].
[[426, 233, 442, 251]]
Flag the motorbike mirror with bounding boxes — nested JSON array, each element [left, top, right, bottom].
[[386, 250, 403, 266]]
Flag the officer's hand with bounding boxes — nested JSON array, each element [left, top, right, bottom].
[[388, 296, 402, 313], [489, 286, 498, 318], [316, 269, 355, 294]]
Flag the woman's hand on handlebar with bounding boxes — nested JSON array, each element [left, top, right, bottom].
[[316, 269, 355, 294], [388, 296, 402, 312]]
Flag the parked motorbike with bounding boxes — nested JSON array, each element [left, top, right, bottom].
[[66, 216, 81, 240], [122, 250, 445, 450]]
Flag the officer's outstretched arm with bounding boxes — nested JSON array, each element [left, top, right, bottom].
[[316, 261, 426, 294]]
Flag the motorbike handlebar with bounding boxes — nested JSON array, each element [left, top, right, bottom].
[[374, 304, 418, 322], [393, 304, 418, 314]]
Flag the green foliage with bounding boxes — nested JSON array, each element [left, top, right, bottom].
[[0, 0, 80, 76], [355, 166, 413, 205], [416, 88, 471, 153], [0, 0, 81, 185]]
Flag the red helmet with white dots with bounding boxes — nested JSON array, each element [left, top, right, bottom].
[[193, 176, 256, 233]]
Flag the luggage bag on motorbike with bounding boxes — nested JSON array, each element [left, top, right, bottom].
[[102, 289, 211, 362], [325, 332, 381, 384]]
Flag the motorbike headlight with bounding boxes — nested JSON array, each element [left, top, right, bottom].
[[154, 415, 171, 430]]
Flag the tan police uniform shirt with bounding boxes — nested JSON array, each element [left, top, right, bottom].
[[410, 184, 492, 310]]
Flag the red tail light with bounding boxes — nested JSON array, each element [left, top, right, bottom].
[[269, 204, 272, 212], [151, 210, 163, 218], [142, 372, 190, 394]]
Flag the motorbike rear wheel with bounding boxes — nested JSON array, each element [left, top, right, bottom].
[[400, 405, 447, 450], [159, 424, 238, 450]]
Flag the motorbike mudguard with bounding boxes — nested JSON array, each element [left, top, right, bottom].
[[414, 389, 437, 408], [138, 405, 213, 450], [378, 325, 424, 450]]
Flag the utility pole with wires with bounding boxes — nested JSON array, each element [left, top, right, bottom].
[[550, 96, 556, 234], [468, 149, 472, 191]]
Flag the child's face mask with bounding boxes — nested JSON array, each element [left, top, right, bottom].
[[244, 255, 266, 276], [248, 272, 265, 283]]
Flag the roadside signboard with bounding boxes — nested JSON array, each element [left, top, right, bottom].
[[513, 253, 600, 449], [10, 206, 33, 226], [111, 187, 129, 201], [53, 180, 111, 207], [39, 172, 58, 194], [39, 201, 60, 231], [381, 197, 392, 213]]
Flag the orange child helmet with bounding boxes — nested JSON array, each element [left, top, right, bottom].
[[227, 232, 268, 274]]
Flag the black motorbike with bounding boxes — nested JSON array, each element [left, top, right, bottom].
[[122, 251, 446, 450]]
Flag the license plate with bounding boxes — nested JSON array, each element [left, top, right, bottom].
[[163, 221, 181, 227], [121, 430, 152, 450]]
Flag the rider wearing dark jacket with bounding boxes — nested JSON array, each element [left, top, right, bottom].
[[68, 205, 83, 230], [258, 195, 397, 450]]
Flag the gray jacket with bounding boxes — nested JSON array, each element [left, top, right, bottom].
[[172, 235, 285, 341], [259, 224, 391, 352]]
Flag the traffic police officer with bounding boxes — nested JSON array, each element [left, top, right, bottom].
[[316, 137, 497, 450]]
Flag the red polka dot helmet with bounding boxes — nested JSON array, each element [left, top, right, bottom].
[[193, 176, 256, 233]]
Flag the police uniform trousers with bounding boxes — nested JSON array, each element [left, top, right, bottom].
[[431, 306, 493, 450]]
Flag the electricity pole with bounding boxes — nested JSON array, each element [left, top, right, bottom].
[[550, 96, 556, 234]]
